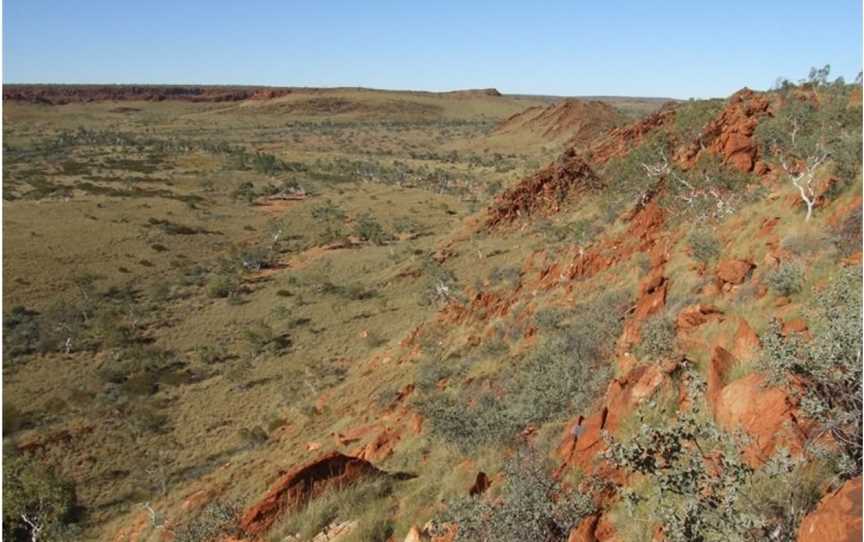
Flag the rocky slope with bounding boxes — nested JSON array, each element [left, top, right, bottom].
[[9, 81, 861, 542]]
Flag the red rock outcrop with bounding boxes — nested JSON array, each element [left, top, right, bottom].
[[568, 514, 600, 542], [676, 304, 723, 331], [486, 148, 601, 227], [797, 476, 862, 542], [706, 347, 736, 410], [781, 318, 809, 337], [716, 259, 754, 285], [713, 374, 806, 465], [731, 318, 761, 362], [558, 364, 670, 472], [587, 106, 677, 165], [677, 88, 772, 172], [239, 453, 383, 536]]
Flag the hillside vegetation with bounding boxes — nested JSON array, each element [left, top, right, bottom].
[[2, 72, 861, 542]]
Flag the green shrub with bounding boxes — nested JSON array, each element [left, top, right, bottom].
[[238, 426, 269, 447], [232, 181, 257, 204], [606, 370, 826, 542], [780, 232, 828, 256], [354, 213, 389, 245], [242, 321, 287, 354], [237, 245, 276, 272], [687, 229, 721, 264], [206, 273, 240, 299], [634, 315, 676, 360], [173, 500, 241, 542], [416, 392, 515, 451], [600, 133, 670, 209], [536, 218, 601, 246], [252, 151, 283, 176], [443, 447, 593, 542], [760, 268, 862, 477], [311, 200, 347, 222], [420, 258, 462, 307], [766, 262, 804, 296], [3, 453, 77, 542], [415, 356, 468, 393], [392, 216, 421, 234], [833, 207, 862, 257], [3, 306, 41, 358], [194, 344, 229, 364], [3, 402, 30, 436], [671, 99, 724, 143], [89, 308, 134, 349], [533, 308, 569, 330], [146, 218, 203, 235], [488, 266, 522, 288], [416, 290, 628, 450]]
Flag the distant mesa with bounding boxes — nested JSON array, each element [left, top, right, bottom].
[[1, 84, 295, 105], [2, 84, 504, 105]]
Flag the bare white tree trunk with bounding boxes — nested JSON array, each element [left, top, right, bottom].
[[782, 152, 827, 222], [21, 513, 43, 542]]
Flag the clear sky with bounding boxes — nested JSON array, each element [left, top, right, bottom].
[[3, 1, 862, 99]]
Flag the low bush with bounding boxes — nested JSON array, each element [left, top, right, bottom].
[[609, 367, 827, 541], [833, 206, 862, 257], [243, 321, 287, 354], [3, 306, 41, 358], [687, 229, 721, 264], [419, 258, 462, 307], [206, 272, 241, 299], [760, 267, 862, 478], [634, 314, 677, 361], [781, 232, 829, 256], [488, 266, 522, 289], [671, 99, 724, 143], [442, 447, 593, 542], [173, 500, 241, 542], [533, 308, 569, 331], [415, 356, 467, 393], [766, 261, 804, 296], [194, 344, 229, 365], [354, 213, 390, 245], [416, 290, 629, 451]]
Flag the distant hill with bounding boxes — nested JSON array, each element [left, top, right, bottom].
[[492, 99, 623, 146]]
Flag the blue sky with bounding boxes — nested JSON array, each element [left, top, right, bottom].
[[3, 1, 862, 98]]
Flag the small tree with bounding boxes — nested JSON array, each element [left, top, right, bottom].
[[3, 454, 77, 542], [756, 69, 861, 222]]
